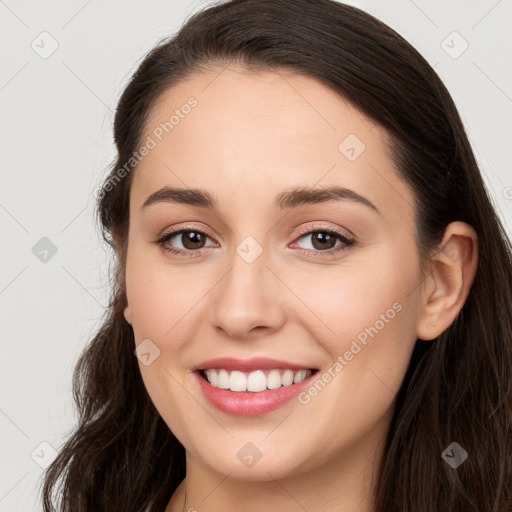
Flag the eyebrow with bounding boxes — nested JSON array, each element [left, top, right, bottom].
[[141, 185, 380, 214]]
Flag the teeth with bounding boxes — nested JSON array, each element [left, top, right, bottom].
[[203, 368, 312, 392], [282, 369, 294, 386], [247, 370, 267, 392], [229, 371, 247, 392], [266, 369, 281, 390], [218, 369, 230, 389], [294, 369, 308, 384]]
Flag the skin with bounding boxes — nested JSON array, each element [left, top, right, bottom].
[[122, 64, 478, 512]]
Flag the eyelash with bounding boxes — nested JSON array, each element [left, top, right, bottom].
[[153, 224, 356, 259]]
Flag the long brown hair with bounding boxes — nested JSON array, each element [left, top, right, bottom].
[[41, 1, 512, 510]]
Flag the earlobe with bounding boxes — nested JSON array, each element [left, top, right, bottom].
[[124, 306, 132, 325], [416, 221, 478, 341]]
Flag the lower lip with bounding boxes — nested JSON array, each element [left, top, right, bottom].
[[195, 371, 316, 416]]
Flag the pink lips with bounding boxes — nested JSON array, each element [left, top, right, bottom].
[[194, 357, 313, 372], [193, 357, 317, 416]]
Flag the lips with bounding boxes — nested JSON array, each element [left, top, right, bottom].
[[193, 357, 318, 416], [193, 357, 314, 373]]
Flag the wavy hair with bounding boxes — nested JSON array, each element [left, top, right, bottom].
[[41, 1, 512, 510]]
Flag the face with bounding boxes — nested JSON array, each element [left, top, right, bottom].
[[123, 64, 425, 482]]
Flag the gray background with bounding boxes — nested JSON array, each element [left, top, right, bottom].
[[1, 0, 511, 510]]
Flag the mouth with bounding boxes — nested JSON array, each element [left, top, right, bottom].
[[193, 358, 319, 416]]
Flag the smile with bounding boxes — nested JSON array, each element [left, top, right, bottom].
[[193, 357, 318, 416]]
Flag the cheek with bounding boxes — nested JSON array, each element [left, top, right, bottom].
[[125, 244, 210, 342], [290, 247, 419, 354], [288, 272, 419, 454], [322, 276, 414, 357], [292, 246, 421, 408]]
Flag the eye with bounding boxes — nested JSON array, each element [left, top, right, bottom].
[[292, 226, 355, 256], [155, 227, 217, 256]]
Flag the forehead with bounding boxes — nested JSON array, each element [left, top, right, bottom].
[[143, 64, 374, 157], [131, 64, 413, 222]]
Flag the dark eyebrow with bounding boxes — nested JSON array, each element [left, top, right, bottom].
[[141, 185, 380, 215], [275, 185, 380, 214], [142, 187, 218, 210]]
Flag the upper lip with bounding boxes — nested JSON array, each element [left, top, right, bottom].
[[193, 357, 316, 373]]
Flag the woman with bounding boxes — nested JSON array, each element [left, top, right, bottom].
[[41, 0, 512, 510]]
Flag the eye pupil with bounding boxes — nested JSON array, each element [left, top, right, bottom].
[[311, 232, 336, 250], [183, 231, 205, 249]]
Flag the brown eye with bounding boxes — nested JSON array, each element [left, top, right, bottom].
[[294, 228, 354, 254], [179, 231, 207, 250], [156, 228, 217, 255], [309, 232, 338, 251]]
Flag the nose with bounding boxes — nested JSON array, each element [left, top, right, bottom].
[[209, 243, 286, 341]]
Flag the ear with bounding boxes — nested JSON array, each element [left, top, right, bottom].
[[416, 221, 478, 341], [124, 305, 133, 325]]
